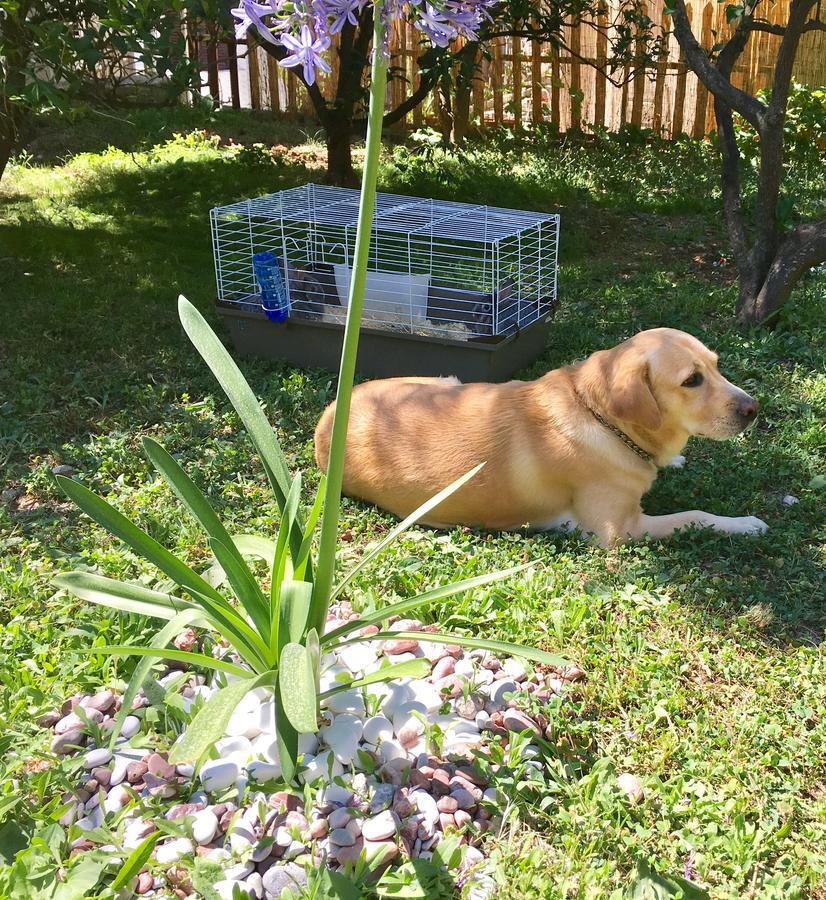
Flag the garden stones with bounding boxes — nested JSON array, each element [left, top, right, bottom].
[[361, 810, 399, 841], [192, 809, 219, 844], [503, 709, 541, 736], [38, 603, 574, 898], [320, 714, 363, 765], [200, 759, 240, 793], [362, 715, 393, 745], [617, 772, 644, 804]]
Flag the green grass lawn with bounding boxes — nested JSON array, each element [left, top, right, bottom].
[[0, 107, 824, 899]]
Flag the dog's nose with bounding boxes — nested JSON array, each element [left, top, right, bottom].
[[738, 396, 759, 419]]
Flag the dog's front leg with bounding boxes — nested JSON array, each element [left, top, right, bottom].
[[628, 511, 768, 540]]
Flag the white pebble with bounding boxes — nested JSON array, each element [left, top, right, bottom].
[[83, 748, 112, 769], [502, 659, 527, 681], [487, 680, 519, 709], [192, 809, 219, 845], [454, 657, 475, 677], [214, 880, 251, 900], [247, 760, 281, 782], [229, 823, 255, 854], [225, 691, 265, 740], [300, 749, 344, 784], [216, 735, 253, 758], [381, 683, 415, 719], [379, 738, 408, 764], [298, 732, 319, 756], [200, 758, 240, 793], [76, 807, 104, 831], [337, 642, 379, 675], [118, 715, 140, 739], [362, 715, 394, 745], [155, 837, 193, 864], [322, 689, 365, 717], [782, 494, 798, 506], [319, 664, 350, 692], [320, 714, 364, 765], [320, 782, 353, 806], [104, 784, 131, 814], [409, 682, 444, 712], [109, 755, 130, 786]]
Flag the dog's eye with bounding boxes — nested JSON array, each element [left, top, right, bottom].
[[682, 372, 704, 388]]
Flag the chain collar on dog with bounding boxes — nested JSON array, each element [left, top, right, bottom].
[[575, 391, 656, 466]]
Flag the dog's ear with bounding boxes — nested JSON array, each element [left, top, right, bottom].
[[606, 349, 662, 431]]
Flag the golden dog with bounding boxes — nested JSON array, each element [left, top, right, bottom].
[[314, 328, 767, 546]]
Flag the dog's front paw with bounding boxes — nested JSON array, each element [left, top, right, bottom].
[[667, 454, 687, 469], [726, 515, 769, 535]]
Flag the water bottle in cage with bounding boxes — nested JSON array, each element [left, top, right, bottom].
[[252, 251, 290, 322]]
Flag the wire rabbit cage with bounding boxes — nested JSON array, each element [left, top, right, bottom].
[[212, 184, 560, 381]]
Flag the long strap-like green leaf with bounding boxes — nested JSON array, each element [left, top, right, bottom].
[[177, 296, 308, 572], [143, 437, 271, 637], [56, 474, 269, 670], [57, 475, 225, 605], [311, 6, 388, 627], [53, 572, 199, 622], [322, 563, 532, 647], [329, 462, 486, 604], [85, 645, 251, 679], [208, 537, 271, 652], [168, 671, 271, 764]]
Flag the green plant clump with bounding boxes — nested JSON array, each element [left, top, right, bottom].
[[54, 297, 565, 781]]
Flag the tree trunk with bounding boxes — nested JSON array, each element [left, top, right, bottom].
[[452, 80, 472, 144], [0, 132, 14, 184], [325, 118, 357, 186], [737, 221, 826, 323]]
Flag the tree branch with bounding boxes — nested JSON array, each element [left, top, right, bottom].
[[744, 19, 787, 34], [379, 69, 438, 127], [745, 219, 826, 322], [670, 0, 765, 128], [713, 15, 752, 267], [752, 0, 818, 255]]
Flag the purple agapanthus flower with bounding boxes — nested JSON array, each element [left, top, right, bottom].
[[324, 0, 364, 33], [279, 25, 333, 85], [230, 0, 279, 42], [233, 0, 495, 84]]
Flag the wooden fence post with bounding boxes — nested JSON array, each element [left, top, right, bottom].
[[570, 25, 582, 129], [651, 15, 670, 134], [512, 36, 522, 128], [531, 31, 543, 125], [492, 39, 504, 125], [594, 13, 608, 129], [247, 35, 261, 110], [692, 2, 714, 137], [672, 4, 690, 135]]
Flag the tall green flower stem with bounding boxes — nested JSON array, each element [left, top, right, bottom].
[[313, 3, 388, 627]]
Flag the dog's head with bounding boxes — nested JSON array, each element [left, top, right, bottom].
[[588, 328, 758, 440]]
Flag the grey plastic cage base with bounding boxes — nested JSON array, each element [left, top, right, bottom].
[[216, 303, 554, 382]]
